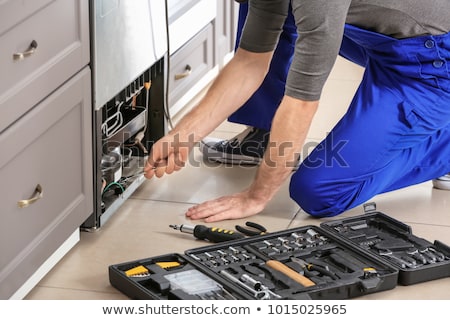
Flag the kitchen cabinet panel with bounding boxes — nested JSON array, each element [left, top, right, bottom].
[[0, 0, 55, 35], [215, 0, 239, 68], [0, 0, 91, 299], [167, 0, 216, 54], [0, 0, 89, 133], [167, 0, 238, 116], [0, 68, 92, 299], [168, 24, 214, 111]]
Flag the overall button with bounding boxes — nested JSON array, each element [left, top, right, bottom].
[[433, 60, 444, 68], [424, 39, 435, 48]]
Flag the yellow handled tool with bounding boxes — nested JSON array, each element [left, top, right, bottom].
[[169, 224, 244, 243]]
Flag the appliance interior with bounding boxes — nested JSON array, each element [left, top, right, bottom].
[[82, 0, 168, 229]]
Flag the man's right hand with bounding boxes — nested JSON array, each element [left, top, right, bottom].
[[143, 132, 191, 179]]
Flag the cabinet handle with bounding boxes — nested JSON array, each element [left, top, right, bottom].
[[174, 65, 192, 80], [17, 184, 43, 208], [13, 40, 38, 61]]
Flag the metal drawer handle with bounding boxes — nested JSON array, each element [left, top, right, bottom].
[[18, 184, 43, 208], [13, 40, 38, 61], [175, 64, 192, 80]]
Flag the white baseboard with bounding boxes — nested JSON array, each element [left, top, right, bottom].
[[10, 229, 80, 300]]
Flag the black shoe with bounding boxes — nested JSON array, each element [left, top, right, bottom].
[[200, 127, 269, 165]]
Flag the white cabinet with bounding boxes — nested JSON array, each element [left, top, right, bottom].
[[167, 0, 238, 116], [0, 0, 92, 299], [168, 24, 214, 113], [0, 0, 90, 133], [215, 0, 239, 68]]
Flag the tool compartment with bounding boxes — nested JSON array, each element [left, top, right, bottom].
[[320, 212, 450, 285], [108, 253, 249, 300], [109, 223, 399, 300], [184, 225, 398, 300]]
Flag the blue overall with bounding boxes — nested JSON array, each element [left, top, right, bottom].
[[291, 25, 450, 217], [227, 3, 297, 131]]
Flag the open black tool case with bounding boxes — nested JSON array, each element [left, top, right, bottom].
[[109, 210, 450, 300]]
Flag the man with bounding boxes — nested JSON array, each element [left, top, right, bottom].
[[201, 0, 297, 165], [145, 0, 450, 222]]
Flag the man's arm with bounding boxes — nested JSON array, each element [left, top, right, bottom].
[[144, 48, 273, 178], [249, 96, 318, 203], [185, 95, 318, 222], [173, 48, 273, 141]]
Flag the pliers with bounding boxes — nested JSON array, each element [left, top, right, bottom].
[[235, 221, 267, 237], [291, 257, 339, 280]]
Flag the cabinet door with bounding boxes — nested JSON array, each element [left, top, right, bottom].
[[169, 24, 214, 114], [0, 0, 90, 132], [167, 0, 216, 54], [215, 0, 238, 68], [0, 0, 54, 34], [0, 68, 92, 299]]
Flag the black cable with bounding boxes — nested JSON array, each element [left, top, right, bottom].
[[164, 0, 174, 130]]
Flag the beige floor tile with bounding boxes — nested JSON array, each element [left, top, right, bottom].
[[355, 277, 450, 300], [131, 152, 259, 204], [342, 182, 450, 228], [25, 287, 127, 300], [328, 56, 365, 81], [132, 149, 299, 219], [213, 121, 248, 135], [309, 80, 358, 140], [289, 181, 450, 229]]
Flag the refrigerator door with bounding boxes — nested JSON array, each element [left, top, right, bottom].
[[91, 0, 167, 109]]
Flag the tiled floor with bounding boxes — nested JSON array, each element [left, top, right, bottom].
[[25, 57, 450, 300]]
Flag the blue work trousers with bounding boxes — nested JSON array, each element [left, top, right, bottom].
[[228, 3, 297, 131], [291, 25, 450, 217]]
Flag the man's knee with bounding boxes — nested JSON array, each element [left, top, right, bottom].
[[289, 167, 361, 218]]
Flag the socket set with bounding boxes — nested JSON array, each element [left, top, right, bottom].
[[183, 225, 398, 300], [109, 212, 450, 299], [320, 211, 450, 285]]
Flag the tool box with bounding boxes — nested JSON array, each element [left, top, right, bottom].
[[109, 210, 450, 300], [320, 210, 450, 285]]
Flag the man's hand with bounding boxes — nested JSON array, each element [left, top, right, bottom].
[[143, 133, 191, 179], [185, 189, 267, 222], [144, 48, 272, 180]]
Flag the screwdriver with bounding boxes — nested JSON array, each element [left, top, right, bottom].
[[169, 224, 245, 243]]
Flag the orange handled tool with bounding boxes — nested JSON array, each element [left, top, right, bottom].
[[266, 260, 316, 287]]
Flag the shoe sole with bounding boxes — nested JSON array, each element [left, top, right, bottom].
[[199, 140, 300, 170], [200, 141, 262, 165], [432, 178, 450, 190], [206, 156, 261, 165]]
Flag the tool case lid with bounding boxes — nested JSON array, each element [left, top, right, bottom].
[[320, 211, 450, 285]]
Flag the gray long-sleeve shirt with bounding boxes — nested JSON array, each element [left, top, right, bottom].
[[239, 0, 450, 101]]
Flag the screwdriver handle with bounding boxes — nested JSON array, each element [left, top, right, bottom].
[[266, 260, 315, 287], [194, 225, 244, 243]]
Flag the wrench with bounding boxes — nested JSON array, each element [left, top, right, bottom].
[[405, 248, 427, 265], [378, 249, 415, 269]]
